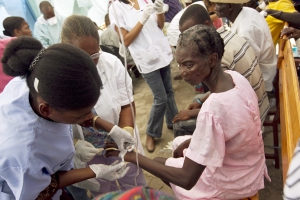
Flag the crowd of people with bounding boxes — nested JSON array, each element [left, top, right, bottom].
[[1, 0, 300, 199]]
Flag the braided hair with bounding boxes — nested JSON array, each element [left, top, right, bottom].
[[1, 36, 102, 110], [177, 24, 224, 61]]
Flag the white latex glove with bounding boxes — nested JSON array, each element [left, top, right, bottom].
[[139, 4, 154, 25], [154, 0, 164, 14], [75, 140, 100, 162], [89, 160, 130, 181], [108, 125, 136, 152], [163, 3, 169, 13]]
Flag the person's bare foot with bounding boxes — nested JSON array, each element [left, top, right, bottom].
[[146, 135, 155, 152]]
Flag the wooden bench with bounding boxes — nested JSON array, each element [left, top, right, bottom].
[[278, 25, 300, 182]]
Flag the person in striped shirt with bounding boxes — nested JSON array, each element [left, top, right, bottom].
[[172, 4, 270, 137]]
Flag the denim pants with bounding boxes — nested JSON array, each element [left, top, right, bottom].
[[142, 65, 178, 138]]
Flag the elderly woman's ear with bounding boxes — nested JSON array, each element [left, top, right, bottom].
[[209, 53, 219, 68]]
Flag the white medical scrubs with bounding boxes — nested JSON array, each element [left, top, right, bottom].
[[34, 13, 66, 48], [109, 0, 172, 74], [0, 78, 74, 200], [73, 52, 145, 193]]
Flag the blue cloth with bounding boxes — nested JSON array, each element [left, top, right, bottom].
[[0, 77, 74, 200], [142, 65, 178, 138]]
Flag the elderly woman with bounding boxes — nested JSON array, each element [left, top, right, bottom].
[[107, 24, 269, 199]]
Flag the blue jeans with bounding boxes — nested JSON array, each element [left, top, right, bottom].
[[142, 65, 178, 138]]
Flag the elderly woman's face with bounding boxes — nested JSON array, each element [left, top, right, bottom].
[[175, 45, 211, 86]]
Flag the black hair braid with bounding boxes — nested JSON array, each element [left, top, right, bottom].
[[2, 37, 103, 110], [178, 25, 224, 61], [1, 36, 43, 77]]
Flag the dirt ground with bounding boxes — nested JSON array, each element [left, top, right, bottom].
[[130, 61, 283, 200]]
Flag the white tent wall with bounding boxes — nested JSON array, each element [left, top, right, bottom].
[[0, 0, 107, 38], [87, 0, 109, 27]]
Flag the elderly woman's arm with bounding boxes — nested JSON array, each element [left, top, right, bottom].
[[127, 153, 205, 190]]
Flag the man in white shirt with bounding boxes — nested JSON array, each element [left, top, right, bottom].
[[100, 14, 120, 48], [34, 1, 65, 47], [167, 0, 206, 47], [212, 0, 277, 92]]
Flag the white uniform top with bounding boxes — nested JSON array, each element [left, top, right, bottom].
[[109, 0, 172, 74], [230, 7, 277, 92], [167, 1, 206, 46], [0, 78, 74, 200], [34, 13, 65, 48], [94, 51, 133, 124]]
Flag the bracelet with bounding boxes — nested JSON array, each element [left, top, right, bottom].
[[93, 116, 99, 129], [209, 11, 216, 15], [196, 98, 203, 105]]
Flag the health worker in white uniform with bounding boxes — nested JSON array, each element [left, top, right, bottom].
[[60, 15, 146, 196], [109, 0, 178, 152], [0, 37, 133, 200]]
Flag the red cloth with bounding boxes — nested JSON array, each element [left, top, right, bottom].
[[0, 37, 15, 93], [213, 18, 223, 29]]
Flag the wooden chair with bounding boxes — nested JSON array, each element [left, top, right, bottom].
[[278, 23, 300, 182], [263, 69, 280, 169]]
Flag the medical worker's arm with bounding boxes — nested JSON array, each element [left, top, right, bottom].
[[114, 4, 153, 46], [119, 103, 135, 126], [37, 164, 127, 199], [34, 23, 50, 48], [154, 0, 165, 29]]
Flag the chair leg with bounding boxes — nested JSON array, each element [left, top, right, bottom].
[[273, 120, 280, 169]]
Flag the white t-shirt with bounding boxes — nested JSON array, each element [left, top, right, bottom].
[[109, 0, 172, 73], [167, 1, 206, 46], [0, 78, 74, 200], [230, 7, 277, 92]]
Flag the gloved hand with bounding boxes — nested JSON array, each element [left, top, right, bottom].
[[154, 0, 164, 14], [139, 4, 154, 25], [163, 3, 169, 13], [75, 140, 100, 162], [108, 125, 136, 152], [89, 160, 130, 181]]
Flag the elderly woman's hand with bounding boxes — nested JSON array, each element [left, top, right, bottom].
[[281, 27, 300, 39]]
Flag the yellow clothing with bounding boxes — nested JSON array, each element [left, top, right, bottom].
[[266, 0, 297, 45]]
